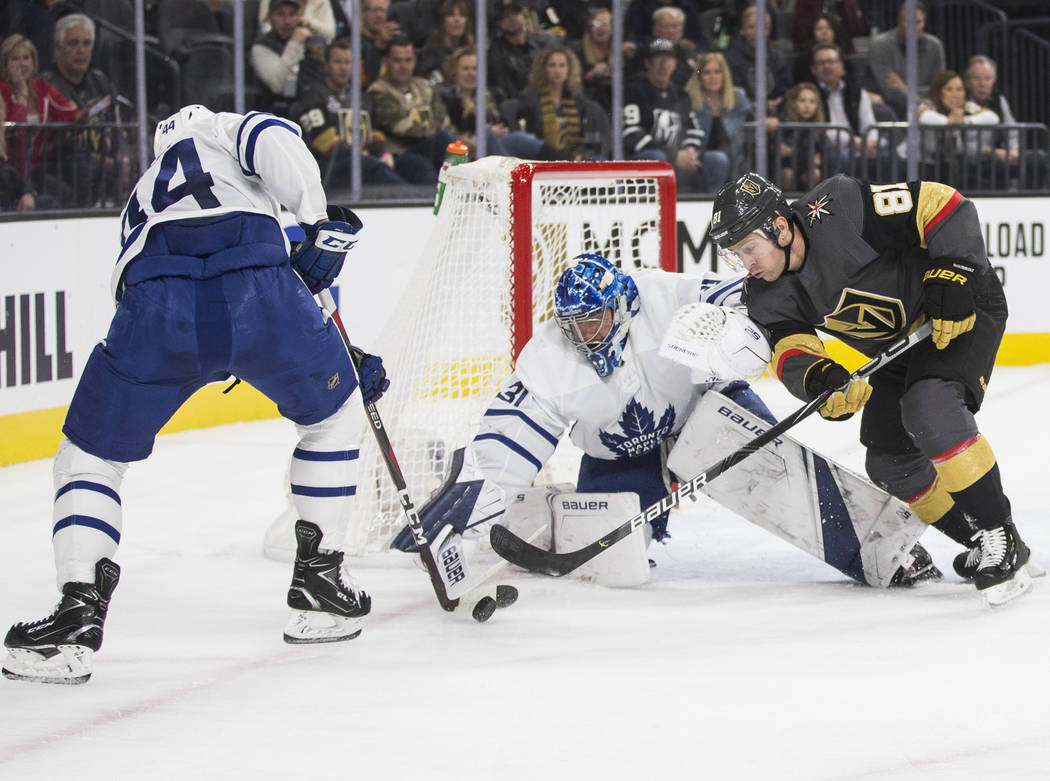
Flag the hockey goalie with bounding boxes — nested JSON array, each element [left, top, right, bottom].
[[389, 253, 937, 592]]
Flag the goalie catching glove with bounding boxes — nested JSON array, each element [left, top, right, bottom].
[[292, 205, 363, 294], [922, 258, 977, 350], [658, 302, 770, 382], [805, 358, 871, 420]]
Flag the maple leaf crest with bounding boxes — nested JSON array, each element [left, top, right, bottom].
[[598, 399, 676, 459]]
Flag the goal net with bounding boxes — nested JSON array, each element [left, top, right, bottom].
[[346, 157, 677, 555]]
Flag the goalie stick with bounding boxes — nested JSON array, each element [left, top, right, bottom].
[[317, 288, 458, 612], [490, 321, 934, 576]]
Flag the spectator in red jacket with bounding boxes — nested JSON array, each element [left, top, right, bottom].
[[0, 33, 79, 200]]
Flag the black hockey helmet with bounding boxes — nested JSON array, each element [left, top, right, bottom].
[[710, 173, 790, 250]]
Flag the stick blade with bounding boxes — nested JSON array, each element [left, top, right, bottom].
[[490, 523, 578, 576]]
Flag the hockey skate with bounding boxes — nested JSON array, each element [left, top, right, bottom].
[[973, 521, 1033, 606], [3, 558, 120, 685], [889, 542, 943, 587], [953, 536, 1044, 582], [284, 521, 371, 644]]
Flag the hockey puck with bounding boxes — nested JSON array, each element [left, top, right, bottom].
[[471, 596, 497, 623], [494, 584, 518, 609]]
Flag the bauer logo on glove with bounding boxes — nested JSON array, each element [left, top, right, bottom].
[[921, 258, 978, 350]]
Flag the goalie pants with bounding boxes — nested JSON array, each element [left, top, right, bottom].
[[577, 381, 774, 541], [861, 288, 1011, 531]]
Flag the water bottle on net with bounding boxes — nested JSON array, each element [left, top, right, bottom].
[[433, 140, 470, 215]]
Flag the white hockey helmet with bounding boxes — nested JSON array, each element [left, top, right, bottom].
[[153, 104, 214, 158]]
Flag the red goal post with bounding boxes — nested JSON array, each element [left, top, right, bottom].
[[508, 160, 678, 358]]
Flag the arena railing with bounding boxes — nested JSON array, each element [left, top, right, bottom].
[[865, 122, 1049, 193], [2, 121, 142, 212]]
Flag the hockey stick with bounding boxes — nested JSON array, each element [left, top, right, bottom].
[[490, 321, 934, 576], [317, 288, 458, 612]]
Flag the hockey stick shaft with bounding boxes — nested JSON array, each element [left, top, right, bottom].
[[490, 321, 934, 576], [317, 288, 458, 612]]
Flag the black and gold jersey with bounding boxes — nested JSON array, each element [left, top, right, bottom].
[[744, 174, 996, 400]]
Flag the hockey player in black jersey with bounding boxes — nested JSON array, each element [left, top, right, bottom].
[[710, 172, 1037, 606]]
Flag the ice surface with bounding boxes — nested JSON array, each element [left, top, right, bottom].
[[2, 369, 1048, 780]]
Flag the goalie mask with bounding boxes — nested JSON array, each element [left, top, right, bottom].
[[153, 104, 215, 158], [554, 254, 639, 378], [710, 173, 792, 272]]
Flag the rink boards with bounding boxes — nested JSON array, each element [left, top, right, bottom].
[[1, 195, 1047, 465]]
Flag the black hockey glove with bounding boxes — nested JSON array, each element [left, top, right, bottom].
[[291, 207, 363, 294], [804, 358, 871, 421], [922, 259, 977, 350], [354, 351, 389, 404]]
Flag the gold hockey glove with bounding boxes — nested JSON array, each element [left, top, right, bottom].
[[805, 359, 872, 421], [922, 260, 978, 350]]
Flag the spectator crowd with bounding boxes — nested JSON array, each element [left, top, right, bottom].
[[1, 0, 1049, 211]]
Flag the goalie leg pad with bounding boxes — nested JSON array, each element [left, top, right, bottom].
[[551, 492, 650, 587], [391, 446, 506, 552], [668, 391, 928, 587], [499, 483, 576, 555]]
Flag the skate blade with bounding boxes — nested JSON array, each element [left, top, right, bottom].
[[283, 610, 365, 644], [2, 646, 93, 684], [1025, 560, 1046, 579], [983, 567, 1033, 607]]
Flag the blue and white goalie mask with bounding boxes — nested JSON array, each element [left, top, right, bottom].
[[554, 254, 640, 378]]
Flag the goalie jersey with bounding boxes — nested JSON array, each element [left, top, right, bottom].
[[471, 269, 747, 490], [114, 111, 328, 301]]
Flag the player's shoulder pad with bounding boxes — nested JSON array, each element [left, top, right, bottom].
[[792, 173, 865, 231], [914, 181, 965, 242], [231, 111, 304, 177]]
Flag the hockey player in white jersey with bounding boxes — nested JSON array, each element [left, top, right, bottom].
[[3, 105, 385, 685], [390, 253, 775, 581]]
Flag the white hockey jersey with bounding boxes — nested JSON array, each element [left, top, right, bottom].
[[471, 269, 747, 490], [114, 111, 329, 300]]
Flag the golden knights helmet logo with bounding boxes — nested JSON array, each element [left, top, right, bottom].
[[740, 177, 762, 195], [823, 289, 906, 338]]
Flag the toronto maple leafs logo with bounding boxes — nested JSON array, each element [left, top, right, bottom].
[[806, 194, 833, 227], [598, 399, 676, 459]]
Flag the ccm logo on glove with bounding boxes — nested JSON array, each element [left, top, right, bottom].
[[317, 229, 358, 251]]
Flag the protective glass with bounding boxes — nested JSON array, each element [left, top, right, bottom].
[[716, 245, 745, 271]]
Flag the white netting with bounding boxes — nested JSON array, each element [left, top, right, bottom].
[[346, 157, 674, 555]]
